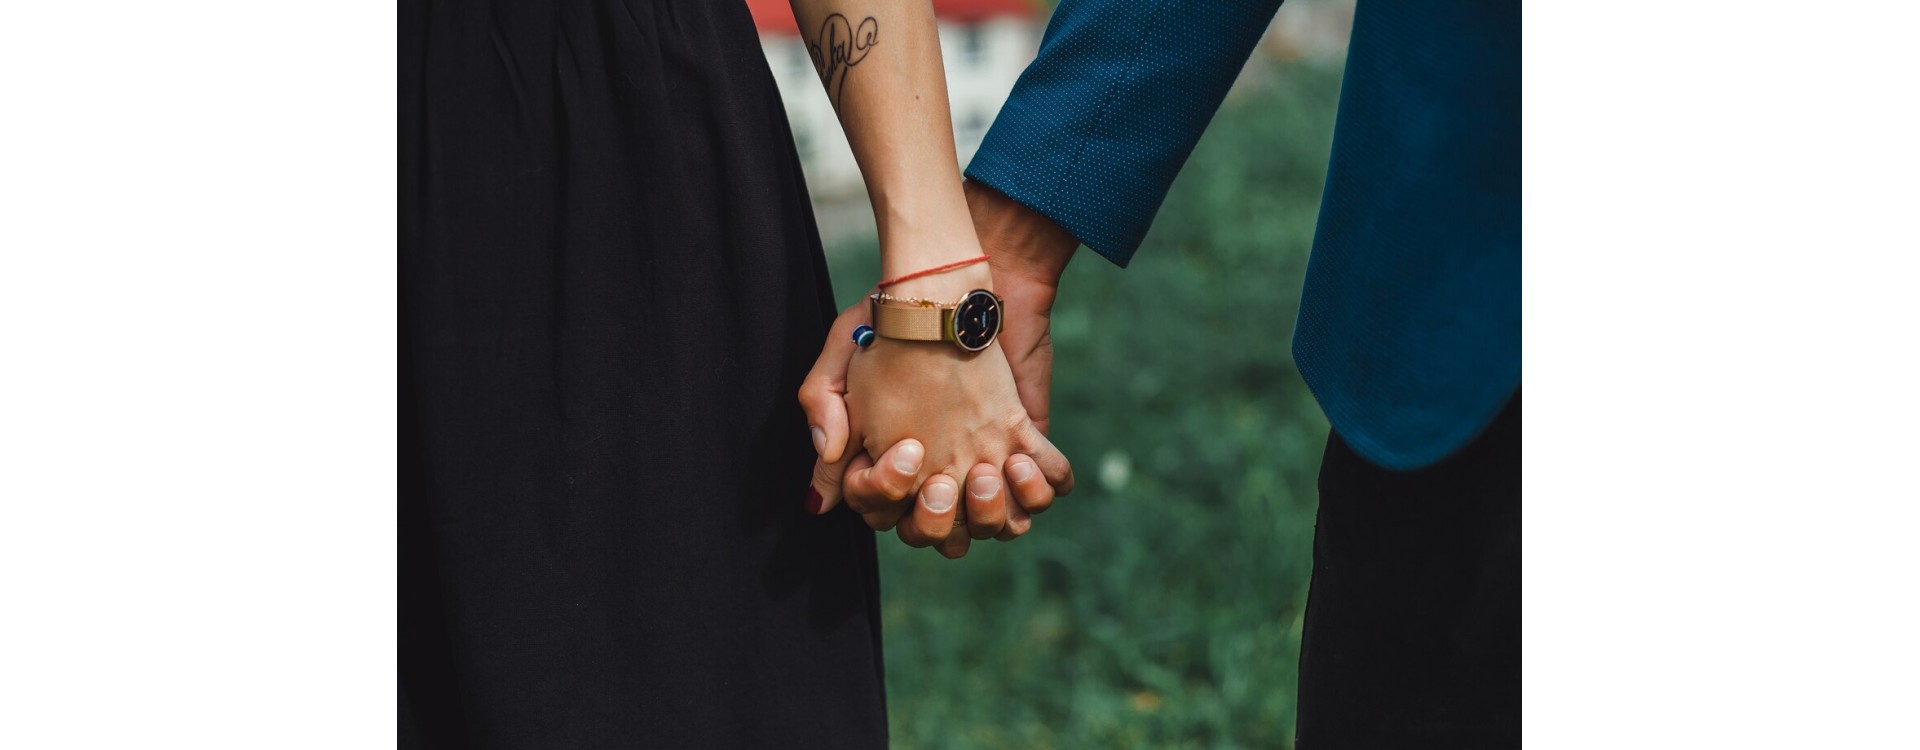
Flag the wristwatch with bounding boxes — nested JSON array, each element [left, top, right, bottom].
[[868, 289, 1003, 353]]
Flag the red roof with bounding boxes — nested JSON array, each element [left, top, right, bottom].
[[744, 0, 1039, 35]]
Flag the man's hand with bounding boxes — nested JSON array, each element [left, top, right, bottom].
[[964, 179, 1077, 437], [797, 302, 1064, 558], [798, 180, 1079, 557]]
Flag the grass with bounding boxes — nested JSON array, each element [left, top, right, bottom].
[[824, 60, 1345, 749]]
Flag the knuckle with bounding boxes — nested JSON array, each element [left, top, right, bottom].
[[1000, 407, 1031, 436], [847, 487, 888, 516], [843, 480, 879, 514], [885, 467, 924, 501], [863, 510, 898, 532], [810, 461, 840, 488], [965, 500, 1005, 531], [916, 519, 951, 546]]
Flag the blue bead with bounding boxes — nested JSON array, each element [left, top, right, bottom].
[[852, 325, 875, 348]]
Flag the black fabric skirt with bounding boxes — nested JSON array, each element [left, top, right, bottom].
[[399, 1, 886, 746]]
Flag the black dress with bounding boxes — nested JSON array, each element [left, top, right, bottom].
[[399, 1, 886, 747]]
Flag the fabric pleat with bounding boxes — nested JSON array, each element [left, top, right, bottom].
[[400, 2, 887, 747]]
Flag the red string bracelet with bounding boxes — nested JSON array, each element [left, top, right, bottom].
[[875, 254, 990, 289]]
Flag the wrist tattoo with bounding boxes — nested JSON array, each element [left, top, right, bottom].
[[807, 13, 878, 108]]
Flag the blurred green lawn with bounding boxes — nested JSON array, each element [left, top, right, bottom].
[[825, 61, 1343, 749]]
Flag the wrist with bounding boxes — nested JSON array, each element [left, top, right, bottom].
[[874, 183, 980, 280], [882, 260, 992, 301], [869, 285, 1003, 353], [964, 179, 1076, 290]]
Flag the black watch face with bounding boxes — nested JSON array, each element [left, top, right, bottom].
[[951, 290, 1002, 352]]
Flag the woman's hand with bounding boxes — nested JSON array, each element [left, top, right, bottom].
[[800, 298, 1072, 557], [782, 0, 1070, 559], [846, 321, 1061, 488]]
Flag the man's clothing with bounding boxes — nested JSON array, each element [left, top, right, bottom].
[[968, 0, 1519, 470], [965, 2, 1522, 745]]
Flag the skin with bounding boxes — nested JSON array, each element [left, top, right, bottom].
[[798, 298, 1063, 556], [962, 179, 1080, 442], [802, 181, 1080, 557], [787, 1, 1076, 556]]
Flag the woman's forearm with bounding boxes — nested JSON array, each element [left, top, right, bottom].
[[788, 1, 983, 288]]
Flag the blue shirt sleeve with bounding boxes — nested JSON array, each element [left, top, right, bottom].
[[964, 0, 1285, 268]]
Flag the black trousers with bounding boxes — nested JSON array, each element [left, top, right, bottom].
[[398, 1, 886, 746], [1296, 394, 1520, 748]]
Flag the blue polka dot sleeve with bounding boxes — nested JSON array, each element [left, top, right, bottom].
[[964, 0, 1286, 268]]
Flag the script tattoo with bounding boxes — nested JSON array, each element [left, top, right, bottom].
[[807, 13, 878, 108]]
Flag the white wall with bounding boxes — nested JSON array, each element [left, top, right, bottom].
[[760, 18, 1042, 200]]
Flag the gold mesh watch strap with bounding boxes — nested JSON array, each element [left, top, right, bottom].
[[870, 295, 948, 342]]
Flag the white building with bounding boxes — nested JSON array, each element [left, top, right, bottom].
[[746, 0, 1043, 199]]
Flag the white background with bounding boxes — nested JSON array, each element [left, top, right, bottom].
[[2, 1, 1916, 746]]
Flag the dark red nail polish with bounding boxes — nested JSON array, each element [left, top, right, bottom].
[[805, 487, 824, 514]]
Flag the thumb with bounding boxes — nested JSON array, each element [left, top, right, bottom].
[[797, 300, 870, 466], [808, 443, 864, 516]]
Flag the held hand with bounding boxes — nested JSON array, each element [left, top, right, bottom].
[[841, 313, 1070, 514], [835, 182, 1079, 529], [987, 256, 1061, 437], [800, 183, 1077, 557], [894, 457, 1052, 559], [799, 300, 1067, 558], [964, 179, 1078, 438]]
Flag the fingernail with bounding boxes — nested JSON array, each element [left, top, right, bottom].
[[892, 442, 924, 474], [1008, 459, 1036, 483], [923, 481, 957, 513], [968, 475, 1001, 499], [809, 426, 826, 455], [806, 487, 824, 514]]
